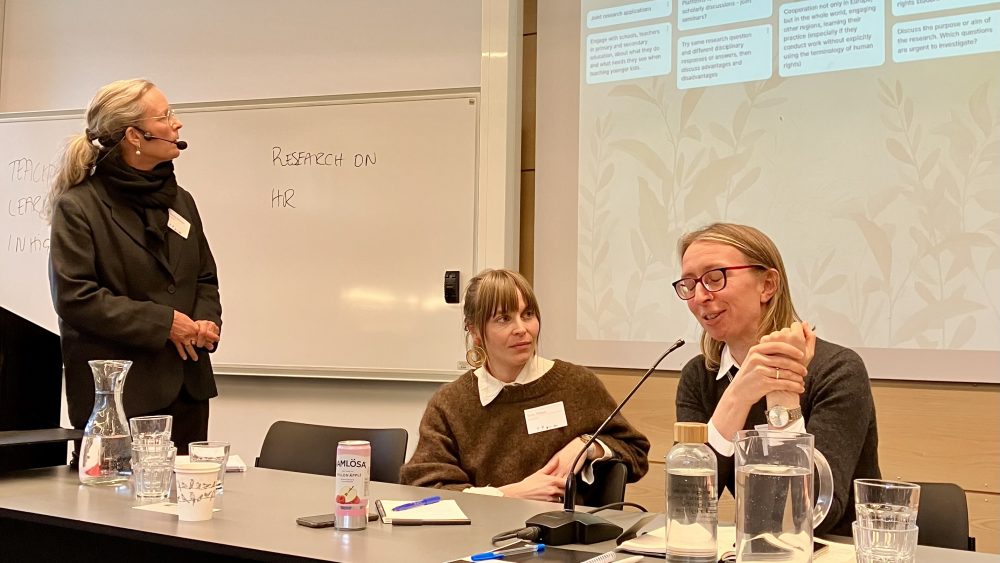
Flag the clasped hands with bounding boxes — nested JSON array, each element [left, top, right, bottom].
[[499, 437, 603, 502], [730, 321, 816, 405], [169, 310, 220, 361]]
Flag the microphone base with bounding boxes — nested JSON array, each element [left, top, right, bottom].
[[525, 510, 623, 546]]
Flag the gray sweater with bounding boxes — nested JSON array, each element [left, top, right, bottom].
[[676, 338, 881, 536]]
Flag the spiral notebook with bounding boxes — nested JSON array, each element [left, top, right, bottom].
[[374, 499, 471, 525]]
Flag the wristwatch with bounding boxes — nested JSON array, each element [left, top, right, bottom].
[[579, 434, 597, 459], [765, 405, 803, 429]]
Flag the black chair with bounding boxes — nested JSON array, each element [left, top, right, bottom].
[[912, 482, 975, 551], [579, 460, 629, 507], [255, 421, 408, 483]]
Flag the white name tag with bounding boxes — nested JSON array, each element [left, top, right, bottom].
[[524, 401, 568, 435], [167, 208, 191, 239]]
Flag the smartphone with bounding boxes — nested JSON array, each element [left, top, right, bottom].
[[734, 539, 830, 561], [296, 513, 337, 528], [296, 512, 379, 528]]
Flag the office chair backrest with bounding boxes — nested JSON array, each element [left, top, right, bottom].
[[256, 421, 408, 483], [913, 482, 975, 551], [580, 460, 629, 507]]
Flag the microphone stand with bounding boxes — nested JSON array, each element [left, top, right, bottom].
[[524, 339, 685, 545]]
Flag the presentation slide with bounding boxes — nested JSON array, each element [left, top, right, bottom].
[[536, 0, 999, 381]]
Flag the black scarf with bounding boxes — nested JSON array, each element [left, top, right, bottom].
[[96, 156, 179, 245]]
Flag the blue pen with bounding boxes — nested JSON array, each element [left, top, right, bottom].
[[391, 495, 441, 512], [470, 544, 546, 561]]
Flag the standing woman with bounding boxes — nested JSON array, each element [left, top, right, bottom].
[[673, 223, 879, 536], [48, 79, 222, 455], [401, 269, 649, 500]]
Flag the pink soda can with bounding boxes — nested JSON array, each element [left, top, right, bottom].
[[334, 440, 371, 530]]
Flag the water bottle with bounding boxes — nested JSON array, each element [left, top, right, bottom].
[[664, 422, 718, 563]]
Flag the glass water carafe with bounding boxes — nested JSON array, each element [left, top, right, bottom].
[[79, 360, 132, 486], [734, 430, 833, 562]]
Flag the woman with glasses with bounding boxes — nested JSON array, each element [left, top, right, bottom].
[[48, 79, 222, 455], [401, 269, 649, 501], [673, 223, 879, 536]]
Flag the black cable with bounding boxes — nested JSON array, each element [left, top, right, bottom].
[[490, 526, 542, 546], [586, 501, 649, 514]]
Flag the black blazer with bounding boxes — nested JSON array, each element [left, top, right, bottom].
[[49, 177, 222, 428]]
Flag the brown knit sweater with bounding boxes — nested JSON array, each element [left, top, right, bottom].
[[399, 360, 650, 490]]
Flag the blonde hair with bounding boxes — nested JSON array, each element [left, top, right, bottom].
[[46, 78, 155, 221], [678, 223, 799, 370], [463, 269, 541, 346]]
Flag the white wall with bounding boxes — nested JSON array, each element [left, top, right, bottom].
[[210, 375, 441, 463]]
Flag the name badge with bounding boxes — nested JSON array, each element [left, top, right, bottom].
[[524, 401, 568, 435], [167, 209, 191, 239]]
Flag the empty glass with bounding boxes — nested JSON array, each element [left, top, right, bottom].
[[129, 415, 173, 446], [854, 479, 920, 529], [188, 441, 230, 492], [853, 521, 919, 563], [131, 441, 176, 498]]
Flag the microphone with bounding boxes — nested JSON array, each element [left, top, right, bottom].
[[524, 339, 685, 546], [139, 129, 188, 150]]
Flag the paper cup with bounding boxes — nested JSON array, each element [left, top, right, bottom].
[[174, 462, 220, 521]]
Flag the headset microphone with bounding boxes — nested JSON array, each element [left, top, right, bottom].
[[140, 129, 188, 150]]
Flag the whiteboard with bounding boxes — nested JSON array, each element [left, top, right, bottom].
[[0, 93, 479, 381]]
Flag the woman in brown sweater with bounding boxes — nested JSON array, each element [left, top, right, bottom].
[[400, 269, 649, 501]]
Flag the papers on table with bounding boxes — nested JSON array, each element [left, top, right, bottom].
[[618, 525, 855, 561], [375, 499, 470, 525], [132, 502, 220, 515]]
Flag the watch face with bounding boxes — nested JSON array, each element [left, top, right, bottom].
[[768, 406, 789, 427]]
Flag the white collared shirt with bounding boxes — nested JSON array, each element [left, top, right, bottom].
[[473, 354, 554, 406], [707, 345, 807, 457], [464, 355, 611, 495]]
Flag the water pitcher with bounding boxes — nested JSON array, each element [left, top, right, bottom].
[[79, 360, 132, 486], [734, 430, 833, 562]]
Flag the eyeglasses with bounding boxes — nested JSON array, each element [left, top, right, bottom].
[[140, 108, 177, 124], [672, 265, 766, 300]]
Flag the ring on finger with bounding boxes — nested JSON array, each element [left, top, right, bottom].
[[775, 369, 781, 380]]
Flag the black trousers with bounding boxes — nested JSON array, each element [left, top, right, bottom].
[[143, 387, 210, 455]]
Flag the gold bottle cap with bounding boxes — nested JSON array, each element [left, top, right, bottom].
[[674, 422, 708, 443]]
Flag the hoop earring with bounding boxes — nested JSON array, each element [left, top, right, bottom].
[[465, 345, 487, 368]]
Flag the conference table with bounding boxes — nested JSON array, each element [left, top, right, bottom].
[[0, 466, 993, 562]]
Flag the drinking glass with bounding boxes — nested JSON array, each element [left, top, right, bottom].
[[854, 479, 920, 529], [188, 441, 230, 492], [129, 415, 173, 446], [853, 521, 919, 563], [131, 441, 176, 498]]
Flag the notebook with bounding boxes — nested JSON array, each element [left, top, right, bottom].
[[618, 525, 855, 562], [374, 499, 471, 525]]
